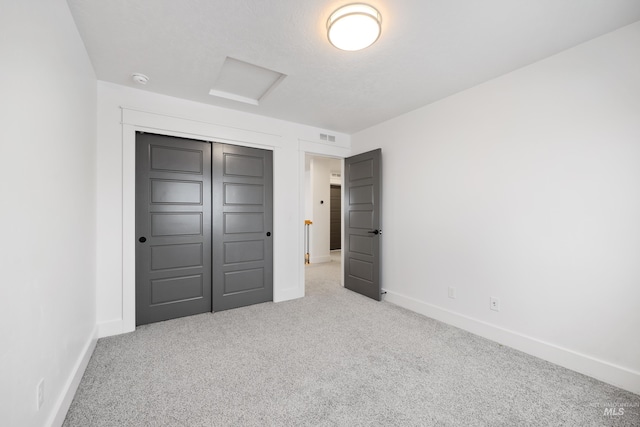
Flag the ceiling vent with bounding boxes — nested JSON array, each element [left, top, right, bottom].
[[209, 57, 286, 105], [320, 133, 336, 142]]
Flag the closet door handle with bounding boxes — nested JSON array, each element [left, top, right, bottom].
[[266, 232, 271, 237], [139, 237, 147, 243]]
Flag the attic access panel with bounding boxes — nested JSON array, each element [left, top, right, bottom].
[[209, 57, 286, 105]]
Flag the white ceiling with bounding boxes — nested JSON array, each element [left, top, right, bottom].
[[67, 0, 640, 134]]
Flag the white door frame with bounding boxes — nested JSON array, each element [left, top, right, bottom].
[[297, 140, 350, 295], [121, 107, 280, 333]]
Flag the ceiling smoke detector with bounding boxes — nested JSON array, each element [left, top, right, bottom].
[[131, 73, 149, 85]]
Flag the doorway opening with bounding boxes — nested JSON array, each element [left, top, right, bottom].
[[304, 154, 343, 295]]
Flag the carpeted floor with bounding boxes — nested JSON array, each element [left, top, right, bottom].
[[64, 252, 639, 426]]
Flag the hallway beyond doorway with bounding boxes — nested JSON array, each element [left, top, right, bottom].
[[305, 250, 341, 295]]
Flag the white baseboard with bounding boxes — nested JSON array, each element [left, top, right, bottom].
[[274, 286, 304, 303], [97, 318, 125, 338], [48, 326, 98, 427], [309, 255, 331, 264], [383, 289, 640, 395]]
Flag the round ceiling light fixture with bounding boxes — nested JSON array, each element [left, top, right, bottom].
[[327, 3, 382, 51]]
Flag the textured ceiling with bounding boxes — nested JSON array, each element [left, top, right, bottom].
[[67, 0, 640, 134]]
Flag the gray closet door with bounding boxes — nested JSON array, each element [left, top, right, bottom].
[[135, 133, 212, 326], [344, 149, 382, 301], [212, 143, 273, 311]]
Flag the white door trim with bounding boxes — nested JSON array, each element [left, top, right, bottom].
[[120, 107, 281, 333], [297, 139, 351, 296]]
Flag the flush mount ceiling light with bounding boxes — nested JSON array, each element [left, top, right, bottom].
[[327, 3, 382, 51]]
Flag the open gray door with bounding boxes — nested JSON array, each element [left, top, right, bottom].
[[212, 143, 273, 311], [135, 133, 212, 325], [344, 149, 382, 301]]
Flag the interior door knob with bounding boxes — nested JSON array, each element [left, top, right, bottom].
[[139, 237, 147, 243]]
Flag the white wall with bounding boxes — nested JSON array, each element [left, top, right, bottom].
[[0, 1, 97, 426], [304, 156, 313, 221], [309, 157, 332, 263], [96, 82, 350, 336], [352, 22, 640, 394], [305, 156, 343, 263]]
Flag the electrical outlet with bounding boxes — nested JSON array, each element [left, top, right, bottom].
[[37, 378, 44, 410], [448, 287, 456, 299], [490, 297, 500, 312]]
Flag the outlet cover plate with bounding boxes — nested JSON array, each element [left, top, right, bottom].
[[490, 297, 500, 312]]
